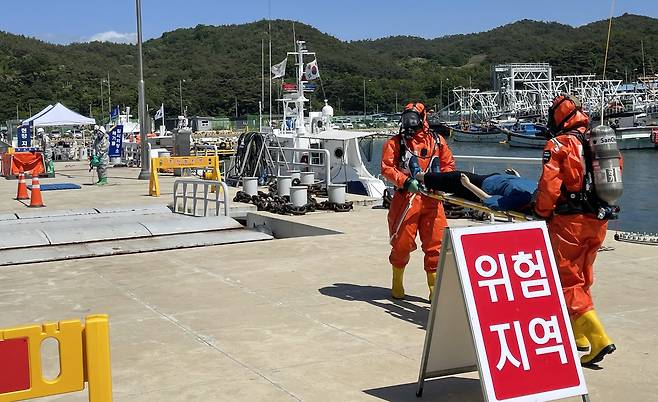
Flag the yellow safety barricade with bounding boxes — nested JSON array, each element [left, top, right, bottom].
[[149, 155, 222, 197], [0, 314, 112, 402]]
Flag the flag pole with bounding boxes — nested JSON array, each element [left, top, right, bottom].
[[268, 0, 272, 129], [261, 37, 265, 132]]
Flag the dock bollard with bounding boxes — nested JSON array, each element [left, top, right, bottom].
[[277, 176, 292, 197], [328, 184, 346, 204], [243, 177, 258, 196], [288, 170, 301, 183], [300, 171, 315, 186], [290, 186, 308, 208]]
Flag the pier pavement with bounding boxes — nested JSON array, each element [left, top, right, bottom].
[[0, 163, 655, 401]]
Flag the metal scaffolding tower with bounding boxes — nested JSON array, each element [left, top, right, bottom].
[[492, 63, 553, 112]]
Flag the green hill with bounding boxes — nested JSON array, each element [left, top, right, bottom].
[[0, 13, 656, 122]]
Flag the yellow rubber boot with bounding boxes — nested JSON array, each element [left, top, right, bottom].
[[570, 316, 591, 352], [573, 310, 616, 366], [391, 266, 405, 299], [427, 271, 437, 302]]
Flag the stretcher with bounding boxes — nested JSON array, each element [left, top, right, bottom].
[[388, 188, 535, 245], [419, 189, 535, 222]]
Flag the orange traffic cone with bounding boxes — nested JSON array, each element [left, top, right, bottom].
[[16, 172, 29, 200], [28, 176, 45, 208]]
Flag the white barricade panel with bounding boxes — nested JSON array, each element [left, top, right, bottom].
[[419, 235, 477, 379]]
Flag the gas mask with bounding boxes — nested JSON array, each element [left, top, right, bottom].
[[400, 109, 423, 139]]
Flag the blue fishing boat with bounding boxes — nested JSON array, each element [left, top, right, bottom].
[[500, 122, 549, 148]]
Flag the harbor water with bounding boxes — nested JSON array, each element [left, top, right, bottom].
[[363, 138, 658, 234]]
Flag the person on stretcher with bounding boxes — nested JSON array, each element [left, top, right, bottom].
[[415, 169, 537, 213]]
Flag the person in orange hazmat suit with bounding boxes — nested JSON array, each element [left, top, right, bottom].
[[381, 102, 455, 301], [535, 94, 620, 366]]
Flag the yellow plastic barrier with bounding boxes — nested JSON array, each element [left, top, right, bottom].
[[0, 314, 112, 402], [149, 155, 222, 197]]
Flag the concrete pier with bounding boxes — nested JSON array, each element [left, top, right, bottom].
[[0, 163, 655, 401]]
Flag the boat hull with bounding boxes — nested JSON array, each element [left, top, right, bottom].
[[614, 126, 658, 150], [451, 128, 506, 143], [507, 132, 547, 148]]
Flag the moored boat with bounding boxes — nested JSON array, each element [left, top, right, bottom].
[[262, 40, 386, 197], [500, 123, 548, 148], [614, 126, 658, 150], [451, 125, 506, 143]]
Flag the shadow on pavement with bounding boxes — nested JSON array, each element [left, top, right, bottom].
[[318, 283, 430, 329], [364, 376, 483, 401]]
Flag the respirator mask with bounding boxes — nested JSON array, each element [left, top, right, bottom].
[[400, 109, 423, 139]]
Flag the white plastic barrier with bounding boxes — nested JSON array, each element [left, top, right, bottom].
[[172, 179, 230, 217]]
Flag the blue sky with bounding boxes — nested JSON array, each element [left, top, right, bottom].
[[2, 0, 657, 44]]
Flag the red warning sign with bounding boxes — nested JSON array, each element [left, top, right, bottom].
[[417, 222, 588, 402], [0, 337, 31, 394], [459, 226, 582, 400]]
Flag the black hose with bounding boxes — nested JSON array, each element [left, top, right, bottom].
[[227, 132, 270, 184]]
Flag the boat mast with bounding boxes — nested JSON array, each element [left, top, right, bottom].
[[261, 37, 264, 132], [294, 40, 307, 135], [268, 1, 272, 129]]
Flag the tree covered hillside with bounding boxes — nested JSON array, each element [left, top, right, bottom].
[[0, 13, 656, 122]]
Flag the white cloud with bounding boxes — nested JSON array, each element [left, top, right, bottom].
[[88, 31, 136, 44]]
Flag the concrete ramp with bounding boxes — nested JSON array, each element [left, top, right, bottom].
[[0, 207, 272, 266]]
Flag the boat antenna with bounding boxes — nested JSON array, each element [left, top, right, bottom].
[[318, 70, 327, 101], [292, 21, 296, 48], [602, 0, 615, 81], [601, 0, 615, 125]]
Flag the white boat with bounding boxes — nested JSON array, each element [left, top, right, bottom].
[[614, 126, 658, 150], [267, 40, 385, 198], [106, 107, 140, 141]]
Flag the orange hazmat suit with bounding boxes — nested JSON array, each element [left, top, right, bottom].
[[381, 103, 455, 272], [535, 97, 605, 318]]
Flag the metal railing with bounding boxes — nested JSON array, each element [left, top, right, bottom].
[[172, 179, 230, 217], [121, 142, 148, 167], [192, 144, 236, 157], [268, 146, 332, 185]]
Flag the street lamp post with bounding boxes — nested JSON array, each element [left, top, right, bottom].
[[179, 79, 185, 115], [363, 79, 372, 120], [440, 79, 443, 109], [107, 73, 111, 114], [363, 79, 366, 120], [136, 0, 149, 180]]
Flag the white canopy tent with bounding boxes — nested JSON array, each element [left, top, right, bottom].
[[21, 104, 53, 126], [26, 103, 95, 127]]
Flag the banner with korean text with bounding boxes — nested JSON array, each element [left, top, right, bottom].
[[17, 125, 31, 148], [108, 125, 123, 158], [417, 221, 588, 402]]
